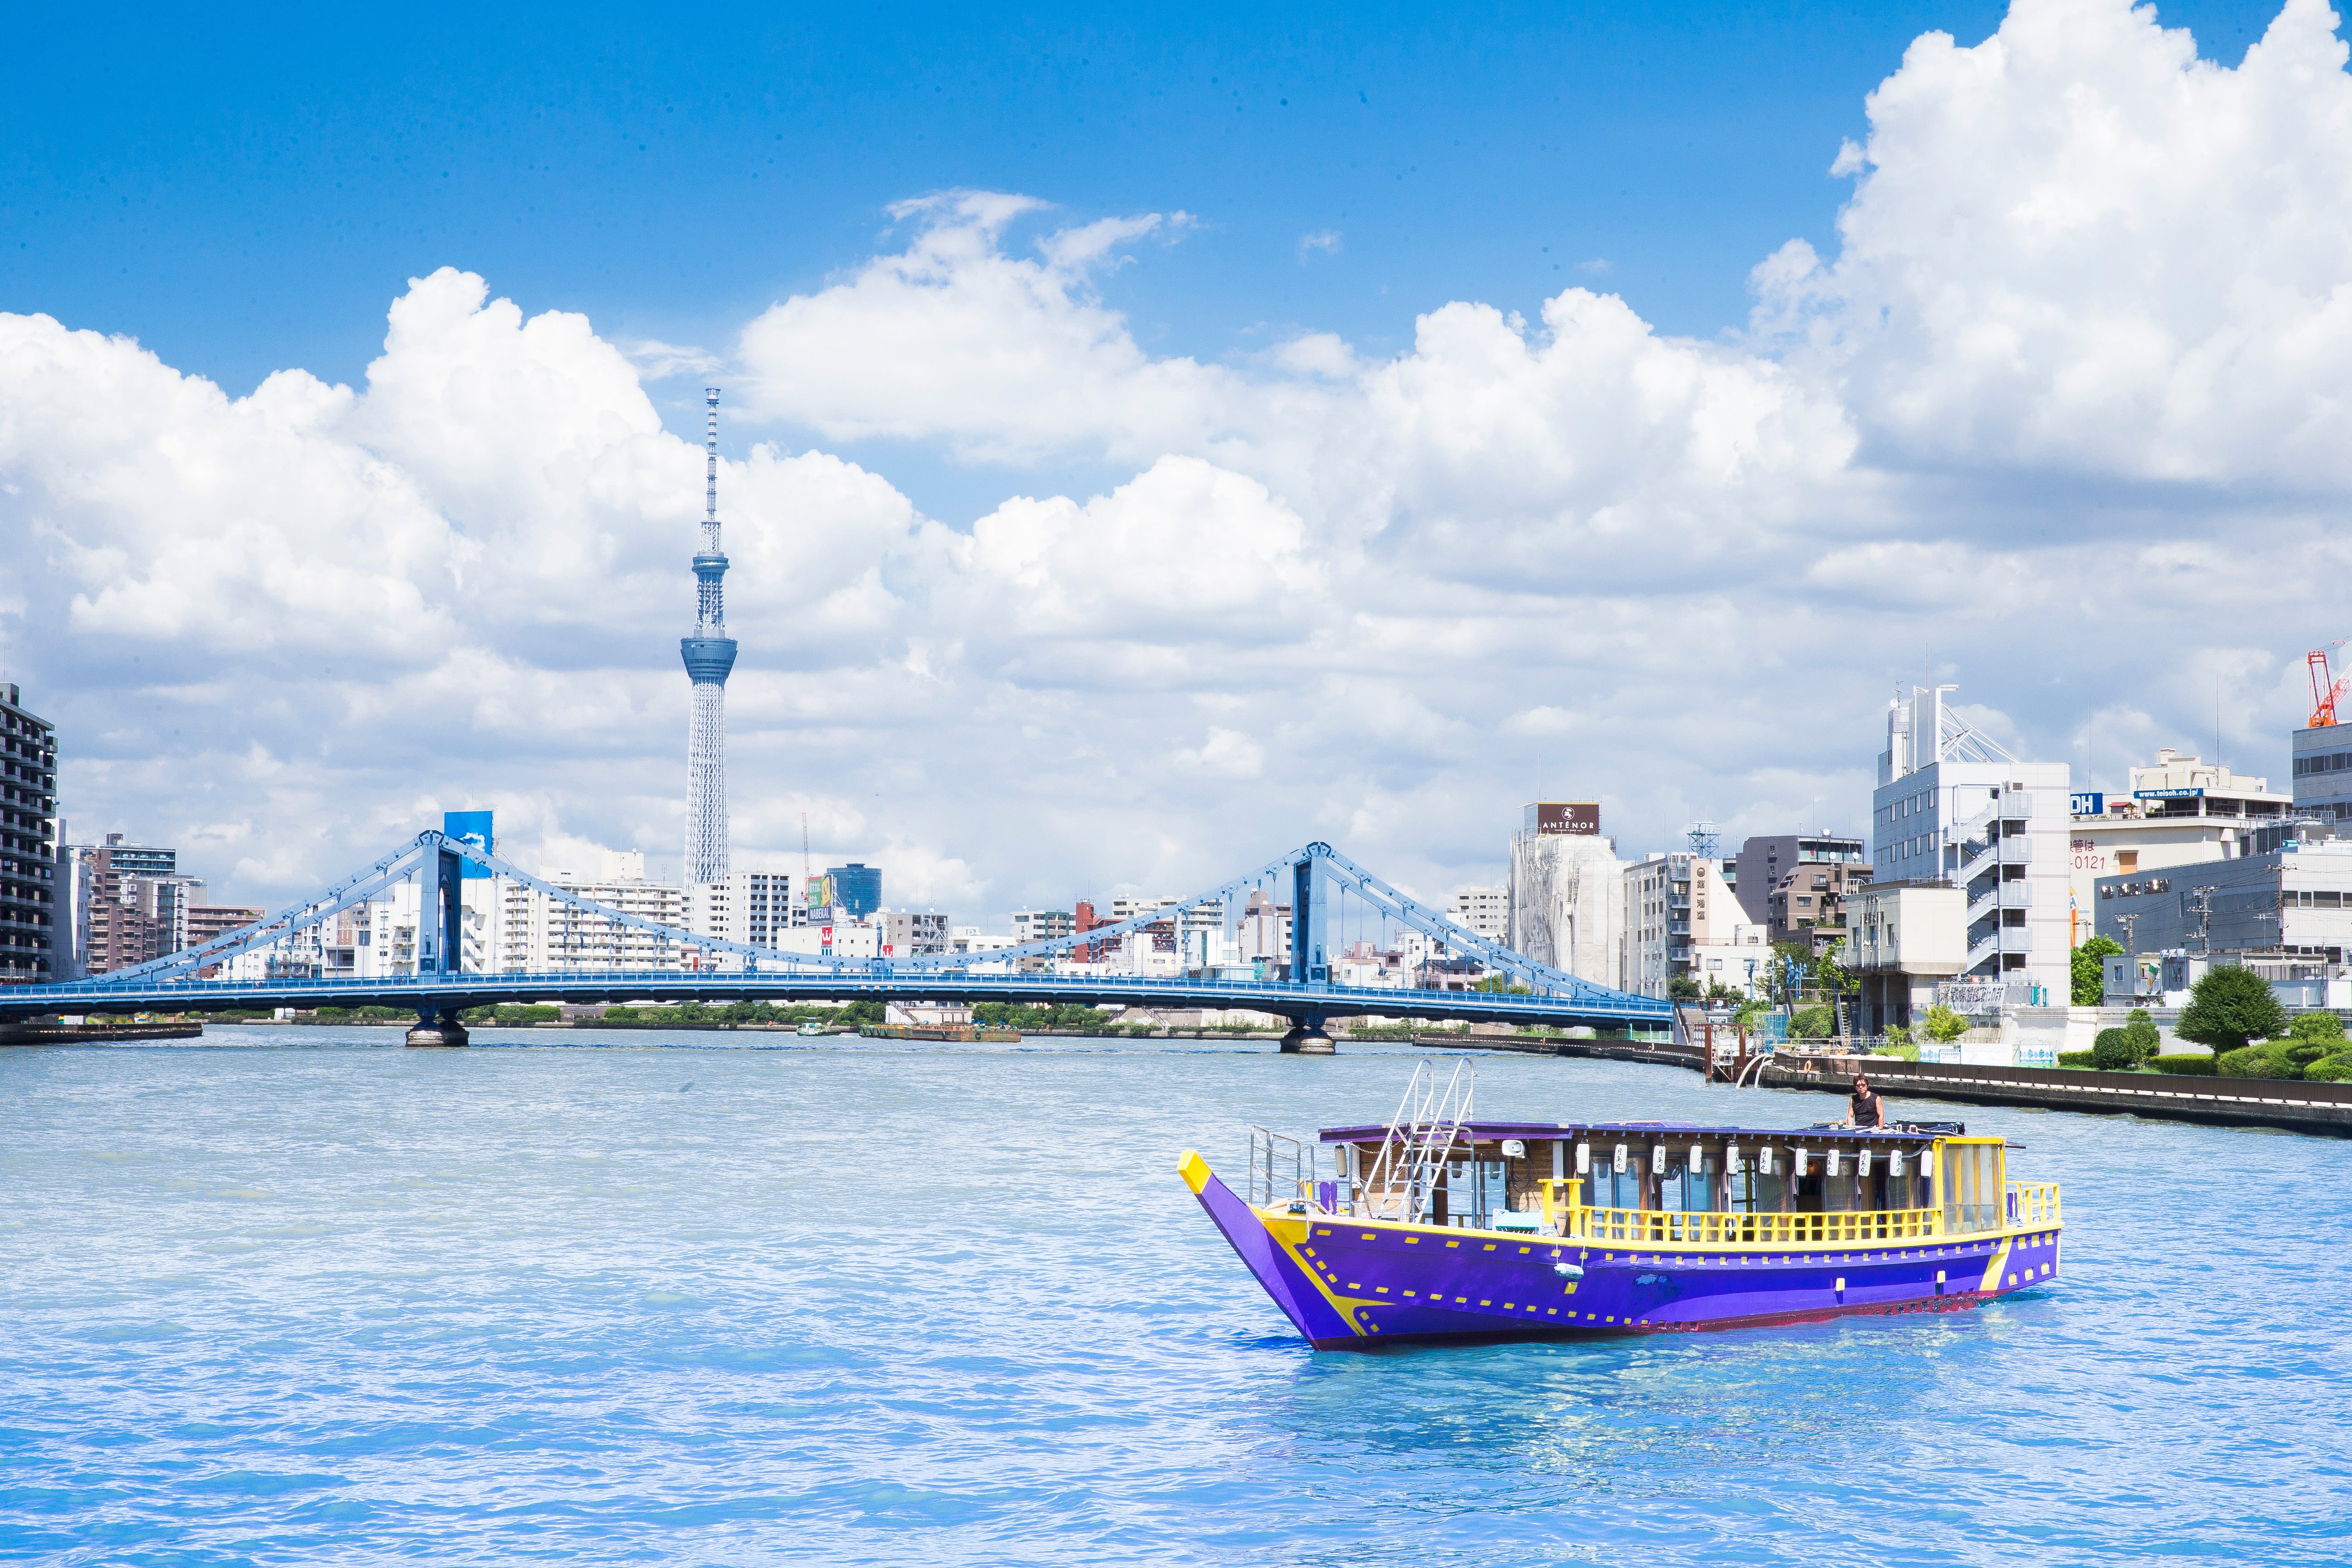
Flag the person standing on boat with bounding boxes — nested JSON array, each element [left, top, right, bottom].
[[1847, 1074, 1884, 1129]]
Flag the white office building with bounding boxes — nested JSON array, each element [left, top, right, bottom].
[[2069, 750, 2286, 933], [1870, 685, 2069, 1001]]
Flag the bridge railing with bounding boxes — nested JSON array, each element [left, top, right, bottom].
[[27, 966, 1668, 1017]]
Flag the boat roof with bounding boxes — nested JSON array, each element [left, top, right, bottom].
[[1316, 1119, 1952, 1144]]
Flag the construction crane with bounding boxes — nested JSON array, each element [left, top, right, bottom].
[[2308, 642, 2349, 729]]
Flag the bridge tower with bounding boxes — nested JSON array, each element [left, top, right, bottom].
[[1281, 849, 1335, 1054], [681, 387, 737, 886], [406, 838, 471, 1046]]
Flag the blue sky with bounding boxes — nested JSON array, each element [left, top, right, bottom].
[[4, 0, 2347, 910], [5, 2, 2275, 451]]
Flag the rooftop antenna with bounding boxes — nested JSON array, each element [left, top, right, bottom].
[[1685, 821, 1720, 859]]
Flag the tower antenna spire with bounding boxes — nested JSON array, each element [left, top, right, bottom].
[[704, 387, 720, 544], [681, 387, 737, 886]]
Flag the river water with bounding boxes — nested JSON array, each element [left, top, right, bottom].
[[0, 1028, 2341, 1565]]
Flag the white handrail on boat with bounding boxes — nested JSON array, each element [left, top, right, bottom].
[[1357, 1059, 1474, 1224]]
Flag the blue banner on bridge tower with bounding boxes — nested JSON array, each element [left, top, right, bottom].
[[442, 811, 494, 879]]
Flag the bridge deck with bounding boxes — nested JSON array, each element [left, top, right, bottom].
[[5, 970, 1671, 1031]]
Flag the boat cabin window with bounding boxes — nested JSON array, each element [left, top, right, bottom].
[[1661, 1151, 1719, 1213], [1730, 1156, 1786, 1214], [1442, 1158, 1510, 1227], [1941, 1140, 2004, 1233], [1585, 1160, 1642, 1212]]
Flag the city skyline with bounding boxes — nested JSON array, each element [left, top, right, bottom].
[[2, 0, 2343, 918]]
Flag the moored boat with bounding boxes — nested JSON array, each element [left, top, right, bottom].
[[1181, 1062, 2061, 1349]]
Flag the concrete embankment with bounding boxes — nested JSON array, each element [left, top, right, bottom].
[[1762, 1051, 2352, 1138], [1, 1020, 204, 1045], [1411, 1032, 1700, 1070], [1415, 1029, 2352, 1138]]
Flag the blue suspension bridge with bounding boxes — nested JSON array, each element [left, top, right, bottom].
[[5, 831, 1671, 1049]]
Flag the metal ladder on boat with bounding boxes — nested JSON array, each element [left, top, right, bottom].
[[1357, 1058, 1475, 1224]]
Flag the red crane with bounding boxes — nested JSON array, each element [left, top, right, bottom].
[[2309, 645, 2348, 729]]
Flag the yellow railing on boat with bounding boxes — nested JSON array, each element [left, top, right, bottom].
[[1528, 1178, 2063, 1248], [1561, 1203, 1943, 1247], [2010, 1181, 2061, 1227]]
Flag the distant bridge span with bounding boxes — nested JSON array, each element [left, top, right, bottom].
[[6, 831, 1671, 1048]]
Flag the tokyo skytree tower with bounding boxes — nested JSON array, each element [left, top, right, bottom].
[[680, 387, 737, 885]]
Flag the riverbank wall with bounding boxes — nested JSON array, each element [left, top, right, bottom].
[[1, 1019, 204, 1045], [1415, 1030, 2352, 1137]]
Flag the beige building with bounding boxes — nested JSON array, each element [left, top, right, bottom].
[[2068, 750, 2288, 941], [1619, 852, 1766, 998], [1847, 882, 1969, 1034]]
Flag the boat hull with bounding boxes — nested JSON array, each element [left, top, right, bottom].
[[1181, 1150, 2062, 1350]]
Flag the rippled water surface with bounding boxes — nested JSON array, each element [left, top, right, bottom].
[[1, 1028, 2343, 1565]]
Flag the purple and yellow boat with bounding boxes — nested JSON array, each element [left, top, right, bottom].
[[1181, 1063, 2061, 1349]]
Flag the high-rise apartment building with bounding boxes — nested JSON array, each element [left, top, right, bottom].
[[499, 860, 685, 973], [687, 871, 791, 954], [1, 683, 58, 984], [1011, 908, 1073, 943], [1731, 833, 1866, 927], [1450, 886, 1508, 941], [66, 832, 196, 976]]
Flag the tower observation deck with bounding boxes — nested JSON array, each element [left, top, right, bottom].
[[681, 387, 736, 885]]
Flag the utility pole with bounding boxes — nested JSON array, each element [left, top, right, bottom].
[[2185, 887, 2215, 957]]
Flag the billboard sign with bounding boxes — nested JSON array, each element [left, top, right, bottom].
[[442, 810, 494, 879], [2070, 791, 2104, 817], [1533, 801, 1601, 837]]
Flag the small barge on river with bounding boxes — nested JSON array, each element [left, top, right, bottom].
[[1181, 1063, 2061, 1348]]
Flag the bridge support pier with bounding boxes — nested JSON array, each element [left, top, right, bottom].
[[1279, 1020, 1334, 1055], [406, 1008, 470, 1048]]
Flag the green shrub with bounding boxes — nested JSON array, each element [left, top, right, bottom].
[[2177, 966, 2288, 1053], [2303, 1053, 2352, 1083], [1874, 1041, 1920, 1061], [1790, 1005, 1835, 1040], [2056, 1049, 2096, 1068], [1921, 1004, 1969, 1044], [2090, 1028, 2140, 1070], [2288, 1011, 2348, 1046], [2216, 1044, 2300, 1080], [2286, 1041, 2335, 1067], [2150, 1054, 2218, 1076]]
